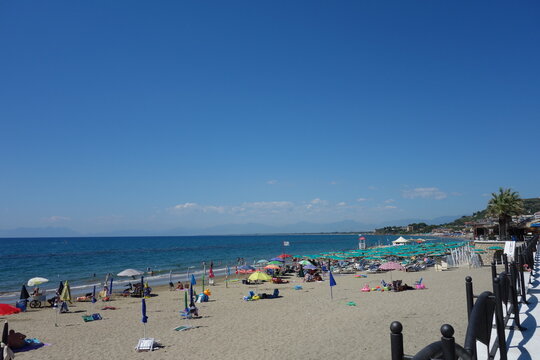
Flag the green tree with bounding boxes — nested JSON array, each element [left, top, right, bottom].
[[487, 188, 523, 239]]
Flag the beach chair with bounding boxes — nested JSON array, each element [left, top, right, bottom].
[[414, 278, 425, 289], [136, 338, 154, 352]]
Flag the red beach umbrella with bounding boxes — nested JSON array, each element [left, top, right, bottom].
[[277, 254, 292, 259], [0, 304, 21, 316]]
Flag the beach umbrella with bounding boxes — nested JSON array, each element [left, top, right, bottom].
[[269, 257, 285, 262], [117, 269, 144, 277], [109, 276, 114, 296], [256, 259, 268, 264], [27, 277, 49, 287], [57, 281, 64, 296], [141, 299, 148, 338], [303, 264, 318, 270], [264, 264, 281, 270], [267, 261, 283, 266], [248, 271, 272, 282], [60, 281, 71, 302], [189, 285, 194, 307], [277, 254, 292, 259], [2, 321, 8, 346], [0, 304, 20, 316], [20, 285, 30, 300], [298, 260, 311, 266], [379, 262, 406, 271]]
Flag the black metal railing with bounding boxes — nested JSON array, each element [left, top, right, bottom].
[[390, 235, 538, 359]]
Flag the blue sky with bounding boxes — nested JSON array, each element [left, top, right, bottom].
[[1, 1, 539, 234]]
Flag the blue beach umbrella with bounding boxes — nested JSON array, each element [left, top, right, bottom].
[[190, 274, 196, 286], [141, 298, 148, 338]]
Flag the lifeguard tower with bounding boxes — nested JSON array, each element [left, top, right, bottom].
[[358, 235, 366, 250]]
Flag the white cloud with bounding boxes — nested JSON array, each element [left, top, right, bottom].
[[173, 202, 198, 210], [44, 216, 71, 223], [267, 180, 277, 185], [402, 187, 447, 200], [384, 199, 395, 204], [337, 202, 347, 206], [356, 198, 368, 202], [384, 205, 397, 209]]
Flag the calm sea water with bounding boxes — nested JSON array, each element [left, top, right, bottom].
[[0, 234, 438, 299]]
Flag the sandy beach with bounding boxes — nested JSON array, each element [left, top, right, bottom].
[[4, 265, 496, 360]]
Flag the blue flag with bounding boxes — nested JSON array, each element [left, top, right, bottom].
[[190, 274, 196, 285], [329, 271, 337, 287]]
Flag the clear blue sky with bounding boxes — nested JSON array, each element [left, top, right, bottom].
[[1, 1, 539, 234]]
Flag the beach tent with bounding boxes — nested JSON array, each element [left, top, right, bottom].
[[392, 237, 410, 246]]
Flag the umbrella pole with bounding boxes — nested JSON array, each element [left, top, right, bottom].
[[330, 286, 333, 300]]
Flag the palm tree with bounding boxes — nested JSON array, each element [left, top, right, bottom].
[[487, 188, 523, 240]]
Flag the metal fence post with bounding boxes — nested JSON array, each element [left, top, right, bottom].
[[390, 321, 404, 360]]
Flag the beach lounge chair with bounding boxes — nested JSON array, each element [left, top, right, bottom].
[[414, 278, 425, 289]]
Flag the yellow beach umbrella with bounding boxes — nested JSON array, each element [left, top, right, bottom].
[[248, 271, 272, 282]]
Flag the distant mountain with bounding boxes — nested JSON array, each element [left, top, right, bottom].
[[0, 227, 81, 238], [0, 214, 466, 238]]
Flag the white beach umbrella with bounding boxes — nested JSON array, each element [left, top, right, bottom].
[[27, 277, 49, 287], [117, 269, 144, 277]]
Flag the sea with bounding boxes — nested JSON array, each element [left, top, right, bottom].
[[0, 234, 443, 301]]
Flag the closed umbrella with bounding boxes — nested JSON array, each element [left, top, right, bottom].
[[60, 281, 71, 302], [2, 321, 8, 346], [141, 299, 148, 338], [108, 277, 114, 297], [20, 285, 30, 300]]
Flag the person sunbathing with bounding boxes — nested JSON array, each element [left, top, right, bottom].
[[8, 329, 27, 349], [176, 281, 184, 290]]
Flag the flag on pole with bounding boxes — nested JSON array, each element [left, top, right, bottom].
[[329, 271, 336, 300], [283, 241, 290, 246], [329, 271, 337, 287]]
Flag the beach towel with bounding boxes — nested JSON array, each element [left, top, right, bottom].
[[173, 325, 193, 331], [12, 339, 46, 353]]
